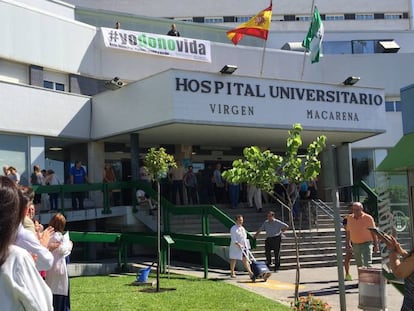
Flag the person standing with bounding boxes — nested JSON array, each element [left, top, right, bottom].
[[0, 176, 53, 310], [103, 163, 117, 206], [169, 164, 186, 205], [183, 165, 198, 204], [229, 215, 254, 279], [46, 213, 73, 311], [139, 164, 151, 185], [69, 160, 89, 210], [167, 23, 180, 37], [213, 163, 225, 203], [7, 166, 20, 184], [2, 165, 9, 176], [345, 202, 378, 268], [16, 186, 55, 272], [254, 211, 289, 271], [247, 184, 262, 212], [382, 235, 414, 310], [30, 164, 44, 215], [228, 181, 240, 209], [45, 169, 61, 211]]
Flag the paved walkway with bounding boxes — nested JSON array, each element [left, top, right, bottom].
[[168, 263, 403, 310]]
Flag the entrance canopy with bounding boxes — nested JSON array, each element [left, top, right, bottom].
[[377, 132, 414, 171], [91, 69, 387, 148]]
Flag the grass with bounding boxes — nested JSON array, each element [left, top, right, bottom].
[[70, 273, 291, 311]]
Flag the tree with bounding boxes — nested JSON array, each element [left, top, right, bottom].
[[144, 147, 176, 292], [222, 123, 326, 302]]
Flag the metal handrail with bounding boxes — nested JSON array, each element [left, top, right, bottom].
[[312, 199, 335, 219]]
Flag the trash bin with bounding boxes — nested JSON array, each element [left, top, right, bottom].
[[137, 266, 151, 283], [358, 267, 387, 310]]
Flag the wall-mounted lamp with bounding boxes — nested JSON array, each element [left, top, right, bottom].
[[220, 65, 238, 75], [49, 147, 63, 151], [343, 76, 360, 86], [105, 77, 125, 90]]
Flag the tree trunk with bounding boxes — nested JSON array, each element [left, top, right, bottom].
[[271, 193, 301, 303], [156, 181, 161, 292]]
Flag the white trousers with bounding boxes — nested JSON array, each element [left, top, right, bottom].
[[247, 185, 262, 210]]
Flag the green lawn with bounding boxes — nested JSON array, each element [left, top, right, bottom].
[[70, 274, 291, 311]]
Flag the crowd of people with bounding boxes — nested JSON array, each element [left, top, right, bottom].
[[156, 162, 318, 216], [0, 176, 73, 310]]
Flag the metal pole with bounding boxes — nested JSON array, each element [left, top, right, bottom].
[[328, 145, 347, 311], [168, 244, 171, 279], [156, 181, 161, 292], [332, 187, 347, 311]]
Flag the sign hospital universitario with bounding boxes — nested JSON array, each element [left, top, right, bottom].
[[172, 72, 385, 131]]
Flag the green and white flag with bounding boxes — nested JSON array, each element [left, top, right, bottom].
[[302, 6, 324, 63]]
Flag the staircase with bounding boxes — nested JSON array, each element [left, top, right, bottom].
[[165, 201, 386, 270], [244, 201, 395, 270]]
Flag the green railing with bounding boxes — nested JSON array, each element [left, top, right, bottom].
[[33, 181, 255, 243], [70, 231, 221, 278], [34, 180, 256, 277], [32, 181, 151, 214], [352, 180, 379, 221]]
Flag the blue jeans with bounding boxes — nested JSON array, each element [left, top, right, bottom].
[[49, 193, 59, 210], [228, 184, 240, 208], [353, 241, 373, 267]]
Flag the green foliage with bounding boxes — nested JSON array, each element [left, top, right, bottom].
[[71, 274, 290, 311], [144, 147, 176, 182], [222, 123, 326, 195], [291, 294, 331, 311]]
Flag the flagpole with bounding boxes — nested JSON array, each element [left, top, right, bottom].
[[300, 0, 316, 80], [260, 0, 272, 77], [259, 39, 268, 76]]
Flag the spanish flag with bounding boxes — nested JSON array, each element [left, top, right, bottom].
[[226, 3, 272, 45]]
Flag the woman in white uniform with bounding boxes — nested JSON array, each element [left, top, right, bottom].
[[229, 214, 254, 279]]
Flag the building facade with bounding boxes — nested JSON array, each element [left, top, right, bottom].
[[0, 0, 412, 238]]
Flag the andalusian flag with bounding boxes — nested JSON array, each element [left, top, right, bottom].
[[227, 3, 272, 45], [302, 6, 324, 63]]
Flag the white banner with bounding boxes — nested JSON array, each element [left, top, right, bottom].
[[101, 27, 211, 63]]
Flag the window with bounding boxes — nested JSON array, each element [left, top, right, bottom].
[[204, 17, 224, 23], [174, 17, 193, 23], [236, 16, 252, 23], [385, 14, 402, 20], [352, 40, 375, 54], [223, 16, 236, 23], [352, 149, 375, 188], [55, 83, 65, 91], [0, 134, 28, 185], [296, 16, 311, 21], [43, 80, 65, 91], [355, 14, 374, 20], [43, 80, 54, 89], [325, 15, 344, 21], [323, 41, 352, 54], [385, 101, 402, 112], [395, 101, 402, 111], [283, 15, 296, 21], [192, 17, 204, 23], [385, 101, 395, 112]]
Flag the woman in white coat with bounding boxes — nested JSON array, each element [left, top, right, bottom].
[[229, 214, 254, 279]]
